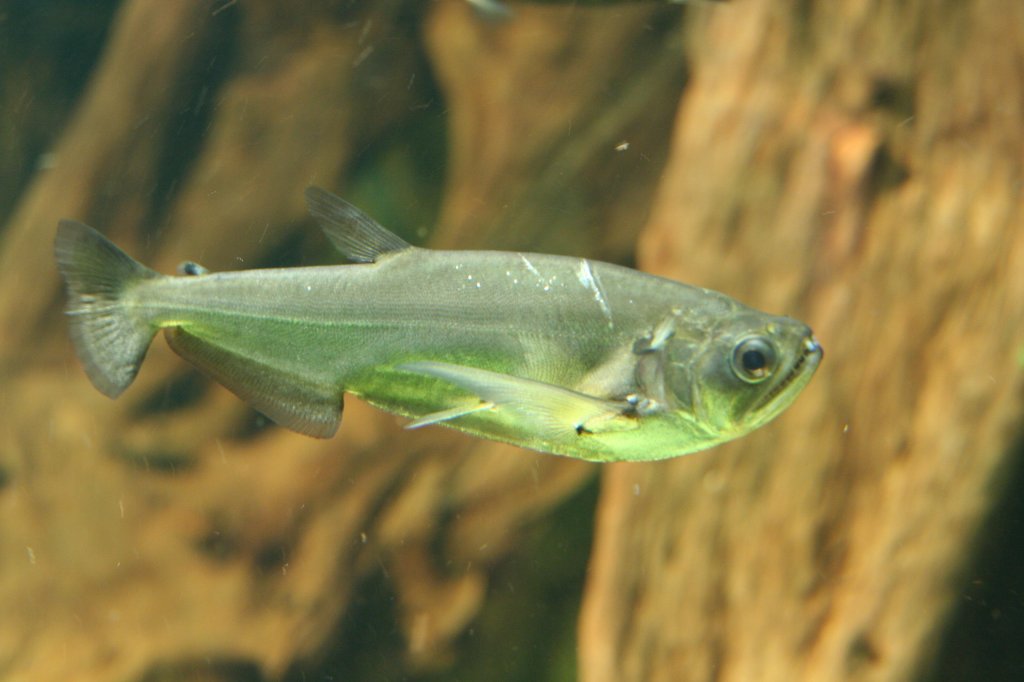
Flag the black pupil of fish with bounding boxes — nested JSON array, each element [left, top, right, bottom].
[[742, 349, 767, 372]]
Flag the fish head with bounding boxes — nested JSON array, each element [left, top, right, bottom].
[[660, 312, 823, 439]]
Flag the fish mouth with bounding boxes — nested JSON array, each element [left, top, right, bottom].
[[754, 336, 823, 413]]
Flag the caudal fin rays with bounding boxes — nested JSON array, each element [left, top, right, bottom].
[[54, 220, 162, 397]]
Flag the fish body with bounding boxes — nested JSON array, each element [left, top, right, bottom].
[[55, 188, 821, 462]]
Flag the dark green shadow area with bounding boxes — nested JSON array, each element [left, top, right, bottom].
[[288, 474, 599, 682], [0, 0, 121, 227], [924, 435, 1024, 681]]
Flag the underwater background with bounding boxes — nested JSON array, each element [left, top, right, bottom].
[[0, 1, 1022, 680]]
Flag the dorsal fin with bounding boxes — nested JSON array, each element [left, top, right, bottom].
[[304, 186, 413, 263]]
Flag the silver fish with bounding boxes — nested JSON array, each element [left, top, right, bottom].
[[55, 187, 821, 462]]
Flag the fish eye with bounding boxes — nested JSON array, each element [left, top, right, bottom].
[[730, 336, 777, 384]]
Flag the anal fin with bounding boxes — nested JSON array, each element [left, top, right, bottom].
[[397, 361, 637, 438], [164, 328, 342, 438]]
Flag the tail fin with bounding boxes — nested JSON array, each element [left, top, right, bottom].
[[54, 220, 162, 398]]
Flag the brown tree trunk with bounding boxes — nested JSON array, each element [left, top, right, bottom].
[[579, 1, 1024, 681]]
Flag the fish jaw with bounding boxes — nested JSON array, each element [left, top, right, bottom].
[[751, 335, 823, 417], [724, 331, 823, 438]]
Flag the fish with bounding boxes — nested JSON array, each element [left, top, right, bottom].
[[54, 187, 821, 462]]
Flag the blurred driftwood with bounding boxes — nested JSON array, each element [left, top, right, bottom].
[[0, 1, 685, 680], [579, 1, 1024, 681]]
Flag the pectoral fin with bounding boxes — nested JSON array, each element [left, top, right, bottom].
[[397, 361, 637, 438], [405, 400, 495, 429]]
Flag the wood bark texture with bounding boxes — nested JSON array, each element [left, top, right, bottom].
[[579, 1, 1024, 681]]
